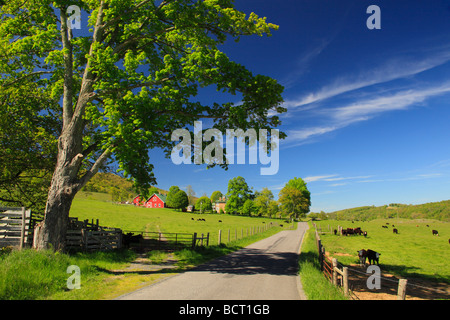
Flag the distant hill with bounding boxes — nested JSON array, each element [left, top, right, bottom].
[[81, 173, 167, 202], [322, 200, 450, 222]]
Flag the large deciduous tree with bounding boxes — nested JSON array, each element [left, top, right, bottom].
[[278, 177, 311, 219], [0, 0, 285, 250]]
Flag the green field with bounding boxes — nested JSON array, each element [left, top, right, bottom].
[[312, 219, 450, 283], [71, 192, 292, 246]]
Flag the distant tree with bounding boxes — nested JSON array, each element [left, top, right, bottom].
[[211, 191, 223, 203], [242, 199, 257, 216], [186, 185, 196, 206], [171, 190, 189, 211], [166, 186, 181, 208], [196, 196, 212, 213], [148, 186, 159, 196], [267, 200, 280, 218], [254, 187, 274, 216], [278, 177, 311, 219], [225, 176, 252, 214]]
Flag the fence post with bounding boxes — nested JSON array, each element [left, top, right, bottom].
[[318, 239, 323, 270], [332, 258, 338, 286], [397, 279, 408, 300], [343, 267, 349, 296], [206, 232, 209, 246], [218, 230, 221, 245], [20, 207, 26, 250], [192, 232, 197, 249]]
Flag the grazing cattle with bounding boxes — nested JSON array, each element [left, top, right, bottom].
[[363, 231, 367, 237], [357, 249, 367, 266], [334, 229, 337, 235], [432, 230, 439, 236], [218, 220, 222, 223], [358, 249, 381, 266], [122, 232, 143, 248], [354, 227, 363, 235], [191, 218, 194, 221], [366, 249, 381, 265], [426, 225, 430, 227], [279, 224, 283, 227], [382, 225, 388, 229], [393, 228, 398, 234]]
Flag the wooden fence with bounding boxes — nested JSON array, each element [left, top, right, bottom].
[[123, 230, 199, 251], [65, 217, 122, 251], [313, 223, 410, 300], [0, 206, 32, 249], [313, 224, 350, 296]]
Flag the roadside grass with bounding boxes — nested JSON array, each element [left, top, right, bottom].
[[0, 248, 136, 300], [298, 223, 348, 300], [0, 199, 292, 300], [312, 219, 450, 283]]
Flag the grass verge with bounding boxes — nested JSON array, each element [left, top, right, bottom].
[[298, 222, 348, 300], [0, 223, 290, 300]]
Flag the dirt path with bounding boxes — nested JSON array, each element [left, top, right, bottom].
[[346, 264, 450, 300]]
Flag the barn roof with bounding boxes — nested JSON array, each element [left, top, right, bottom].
[[146, 193, 167, 203]]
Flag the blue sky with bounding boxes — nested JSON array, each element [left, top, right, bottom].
[[147, 0, 450, 212]]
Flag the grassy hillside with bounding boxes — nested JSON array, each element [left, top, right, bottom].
[[71, 193, 291, 246], [321, 200, 450, 222], [313, 219, 450, 284]]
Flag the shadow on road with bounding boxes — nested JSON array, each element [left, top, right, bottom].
[[191, 248, 300, 276]]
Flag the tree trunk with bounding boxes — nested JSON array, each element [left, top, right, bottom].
[[34, 131, 83, 251]]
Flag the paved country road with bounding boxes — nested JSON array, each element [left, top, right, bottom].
[[116, 222, 309, 300]]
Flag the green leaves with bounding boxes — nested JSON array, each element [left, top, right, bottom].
[[1, 0, 286, 196]]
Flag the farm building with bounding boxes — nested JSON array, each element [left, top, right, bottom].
[[144, 193, 167, 208], [213, 196, 227, 213], [132, 195, 144, 206]]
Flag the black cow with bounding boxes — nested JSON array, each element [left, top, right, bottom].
[[432, 230, 439, 236], [334, 229, 338, 235], [393, 228, 398, 234], [363, 231, 368, 237], [366, 249, 381, 265], [358, 249, 381, 265], [122, 232, 143, 248]]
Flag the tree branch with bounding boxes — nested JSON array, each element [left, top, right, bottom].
[[75, 147, 113, 193], [2, 71, 53, 87], [59, 7, 74, 129]]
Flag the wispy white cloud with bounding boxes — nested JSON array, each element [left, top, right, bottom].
[[304, 174, 372, 183], [284, 47, 450, 110], [285, 82, 450, 147]]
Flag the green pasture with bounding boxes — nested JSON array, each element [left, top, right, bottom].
[[312, 219, 450, 283], [71, 192, 291, 246]]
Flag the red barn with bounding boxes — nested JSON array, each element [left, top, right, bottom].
[[144, 194, 167, 208], [133, 195, 143, 206]]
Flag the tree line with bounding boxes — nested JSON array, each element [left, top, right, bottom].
[[309, 200, 450, 222], [163, 176, 311, 220]]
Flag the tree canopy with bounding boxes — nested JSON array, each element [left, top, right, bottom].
[[225, 176, 252, 214], [278, 177, 311, 219]]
